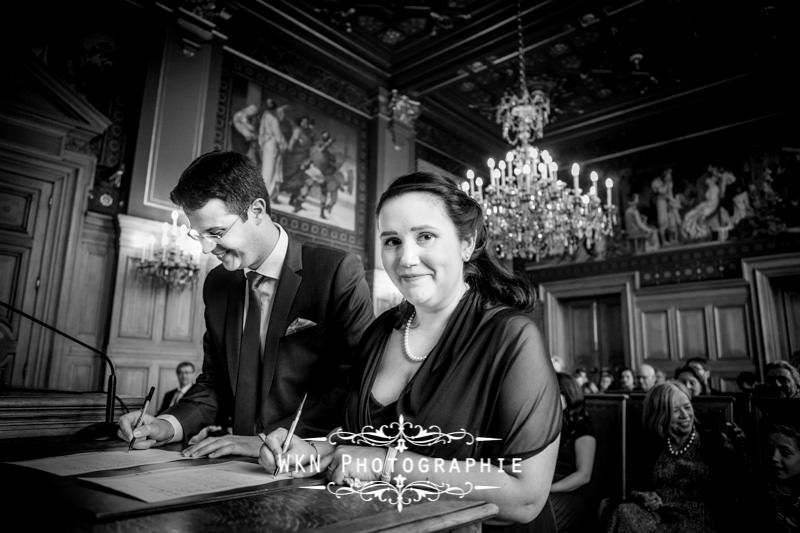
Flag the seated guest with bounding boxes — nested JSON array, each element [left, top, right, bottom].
[[259, 172, 562, 531], [762, 419, 800, 531], [675, 364, 706, 397], [655, 368, 667, 385], [574, 367, 599, 395], [550, 372, 597, 532], [157, 361, 195, 415], [610, 367, 635, 393], [604, 382, 751, 532], [599, 368, 614, 393], [686, 356, 718, 394], [635, 364, 657, 392], [765, 361, 800, 399]]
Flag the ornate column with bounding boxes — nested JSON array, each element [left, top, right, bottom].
[[366, 88, 421, 314]]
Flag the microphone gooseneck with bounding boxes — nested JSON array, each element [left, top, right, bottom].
[[0, 300, 119, 441]]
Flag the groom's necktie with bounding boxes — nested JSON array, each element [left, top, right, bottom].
[[234, 271, 263, 435]]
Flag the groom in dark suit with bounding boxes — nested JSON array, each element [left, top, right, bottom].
[[118, 151, 374, 458]]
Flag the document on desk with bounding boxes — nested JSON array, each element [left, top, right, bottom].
[[7, 449, 190, 476], [79, 461, 292, 503]]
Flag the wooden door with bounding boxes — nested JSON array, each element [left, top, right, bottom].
[[0, 166, 54, 386], [565, 295, 624, 375]]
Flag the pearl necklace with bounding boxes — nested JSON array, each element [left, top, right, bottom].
[[402, 311, 428, 362], [666, 428, 696, 456]]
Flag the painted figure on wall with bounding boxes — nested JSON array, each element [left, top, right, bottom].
[[682, 166, 737, 241], [258, 98, 287, 201], [278, 114, 316, 207], [232, 103, 260, 167], [651, 168, 682, 246], [310, 131, 348, 220], [625, 193, 660, 252]]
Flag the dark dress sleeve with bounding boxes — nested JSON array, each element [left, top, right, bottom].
[[492, 315, 562, 460]]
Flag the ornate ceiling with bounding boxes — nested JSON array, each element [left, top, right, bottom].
[[11, 0, 797, 173], [232, 0, 796, 169]]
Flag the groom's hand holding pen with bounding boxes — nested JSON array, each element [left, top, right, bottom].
[[128, 386, 156, 451]]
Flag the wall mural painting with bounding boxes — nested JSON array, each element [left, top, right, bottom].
[[216, 55, 368, 253], [598, 145, 800, 260]]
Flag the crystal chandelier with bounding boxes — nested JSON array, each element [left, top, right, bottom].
[[465, 1, 616, 261], [135, 211, 201, 289]]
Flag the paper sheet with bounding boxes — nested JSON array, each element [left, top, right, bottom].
[[79, 461, 291, 502], [7, 449, 191, 476]]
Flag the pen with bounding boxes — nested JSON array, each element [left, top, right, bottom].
[[274, 392, 307, 476], [128, 385, 156, 452]]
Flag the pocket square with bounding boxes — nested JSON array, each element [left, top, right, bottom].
[[285, 317, 317, 336]]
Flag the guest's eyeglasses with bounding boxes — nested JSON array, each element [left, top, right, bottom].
[[187, 216, 241, 245]]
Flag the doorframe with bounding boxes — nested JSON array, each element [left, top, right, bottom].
[[742, 252, 800, 368], [539, 272, 639, 370]]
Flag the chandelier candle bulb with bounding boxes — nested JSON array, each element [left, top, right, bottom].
[[571, 163, 580, 192], [605, 178, 614, 208]]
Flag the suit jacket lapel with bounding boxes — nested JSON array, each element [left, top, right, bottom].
[[226, 272, 246, 393], [261, 237, 303, 401]]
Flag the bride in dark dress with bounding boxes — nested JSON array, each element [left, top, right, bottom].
[[258, 171, 562, 532]]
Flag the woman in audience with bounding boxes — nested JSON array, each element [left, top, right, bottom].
[[765, 361, 800, 399], [550, 372, 597, 532], [259, 172, 562, 532], [675, 364, 706, 397], [574, 367, 599, 395], [605, 381, 751, 532]]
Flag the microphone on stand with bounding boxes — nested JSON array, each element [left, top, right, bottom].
[[0, 300, 119, 441]]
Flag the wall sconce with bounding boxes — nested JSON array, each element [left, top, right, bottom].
[[136, 211, 201, 289]]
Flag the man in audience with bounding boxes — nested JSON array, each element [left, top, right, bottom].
[[158, 361, 196, 415], [635, 363, 657, 392], [611, 367, 635, 393]]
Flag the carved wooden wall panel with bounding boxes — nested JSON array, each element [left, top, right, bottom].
[[162, 286, 195, 342], [641, 310, 670, 361], [117, 257, 158, 339], [676, 308, 707, 360], [55, 213, 117, 391], [715, 305, 749, 360], [116, 364, 149, 398], [635, 280, 754, 390]]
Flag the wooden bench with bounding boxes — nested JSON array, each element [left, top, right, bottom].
[[584, 394, 627, 501]]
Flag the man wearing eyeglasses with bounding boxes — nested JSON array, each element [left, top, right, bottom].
[[118, 151, 374, 459]]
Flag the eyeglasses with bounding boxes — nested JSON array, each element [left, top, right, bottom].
[[187, 216, 241, 244]]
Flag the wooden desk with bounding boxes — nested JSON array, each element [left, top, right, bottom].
[[0, 438, 497, 532]]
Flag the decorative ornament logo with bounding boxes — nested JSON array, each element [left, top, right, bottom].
[[302, 414, 502, 512]]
